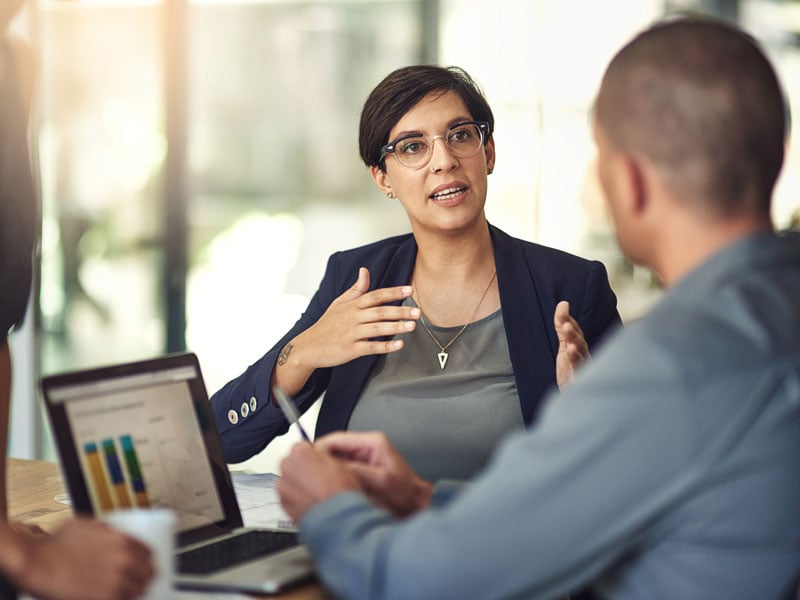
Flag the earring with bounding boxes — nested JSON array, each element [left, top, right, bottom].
[[488, 167, 494, 175], [386, 191, 394, 199]]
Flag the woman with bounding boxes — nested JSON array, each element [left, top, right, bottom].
[[211, 65, 621, 480]]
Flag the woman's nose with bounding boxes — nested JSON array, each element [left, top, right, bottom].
[[428, 136, 458, 173]]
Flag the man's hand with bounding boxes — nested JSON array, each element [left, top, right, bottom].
[[316, 431, 433, 518], [277, 442, 361, 522], [11, 518, 153, 600], [554, 300, 590, 389]]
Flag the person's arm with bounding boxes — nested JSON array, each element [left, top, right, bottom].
[[0, 15, 37, 521], [428, 479, 466, 507], [286, 329, 698, 600], [208, 253, 353, 462], [0, 342, 10, 519], [0, 518, 153, 600], [209, 257, 419, 464], [271, 267, 417, 396]]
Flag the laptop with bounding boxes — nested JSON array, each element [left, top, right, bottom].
[[41, 352, 314, 594]]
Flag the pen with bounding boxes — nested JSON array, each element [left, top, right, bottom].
[[272, 385, 312, 443]]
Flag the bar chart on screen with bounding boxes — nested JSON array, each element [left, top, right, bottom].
[[66, 379, 226, 529], [82, 435, 150, 510]]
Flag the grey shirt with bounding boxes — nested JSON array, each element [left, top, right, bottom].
[[348, 300, 523, 481], [299, 232, 800, 600]]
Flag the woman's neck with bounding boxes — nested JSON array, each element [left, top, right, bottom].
[[412, 219, 494, 278], [410, 220, 499, 326]]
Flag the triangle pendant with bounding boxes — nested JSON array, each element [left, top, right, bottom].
[[437, 352, 449, 370]]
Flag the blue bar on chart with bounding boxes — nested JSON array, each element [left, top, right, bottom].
[[102, 438, 132, 508], [120, 435, 150, 507]]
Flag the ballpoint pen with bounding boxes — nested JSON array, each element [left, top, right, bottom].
[[272, 385, 312, 443]]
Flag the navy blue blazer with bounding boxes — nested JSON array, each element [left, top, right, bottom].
[[210, 224, 621, 463]]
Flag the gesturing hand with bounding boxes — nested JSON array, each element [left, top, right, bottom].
[[315, 431, 432, 518], [284, 267, 421, 371], [554, 300, 590, 389]]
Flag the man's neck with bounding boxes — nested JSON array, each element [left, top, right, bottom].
[[656, 216, 774, 288]]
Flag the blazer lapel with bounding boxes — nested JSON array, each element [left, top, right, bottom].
[[324, 237, 418, 432], [491, 225, 558, 424]]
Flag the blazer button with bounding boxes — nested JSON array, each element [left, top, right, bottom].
[[240, 402, 250, 418], [250, 396, 257, 412], [227, 409, 239, 425]]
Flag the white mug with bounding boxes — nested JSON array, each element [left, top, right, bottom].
[[105, 508, 176, 600]]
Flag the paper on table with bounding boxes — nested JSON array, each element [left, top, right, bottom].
[[25, 588, 252, 599], [231, 472, 295, 530], [175, 591, 252, 599]]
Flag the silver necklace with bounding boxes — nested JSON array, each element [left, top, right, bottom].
[[415, 271, 497, 370]]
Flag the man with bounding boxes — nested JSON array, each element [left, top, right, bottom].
[[277, 16, 800, 600], [0, 2, 153, 598]]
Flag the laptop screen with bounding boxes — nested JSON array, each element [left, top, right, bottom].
[[42, 353, 243, 541]]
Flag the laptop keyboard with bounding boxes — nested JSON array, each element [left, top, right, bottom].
[[177, 530, 300, 575]]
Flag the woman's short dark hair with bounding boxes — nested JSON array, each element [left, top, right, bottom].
[[359, 65, 494, 171]]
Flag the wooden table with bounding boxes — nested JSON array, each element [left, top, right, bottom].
[[7, 458, 70, 532], [7, 458, 330, 599]]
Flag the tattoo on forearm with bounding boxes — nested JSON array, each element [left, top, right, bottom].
[[277, 343, 293, 366]]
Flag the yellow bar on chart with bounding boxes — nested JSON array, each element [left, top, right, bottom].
[[84, 442, 114, 511]]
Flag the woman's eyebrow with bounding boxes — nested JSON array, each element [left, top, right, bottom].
[[391, 129, 424, 140], [391, 117, 474, 140], [447, 116, 474, 127]]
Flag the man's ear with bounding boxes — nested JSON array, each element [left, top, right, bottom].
[[621, 153, 647, 216], [370, 165, 395, 197]]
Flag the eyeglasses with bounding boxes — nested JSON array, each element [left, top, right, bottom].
[[380, 121, 490, 170]]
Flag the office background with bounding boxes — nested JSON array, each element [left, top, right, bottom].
[[7, 0, 800, 471]]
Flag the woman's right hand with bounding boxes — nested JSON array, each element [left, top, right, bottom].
[[273, 267, 420, 395]]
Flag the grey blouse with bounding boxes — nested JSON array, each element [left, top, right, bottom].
[[348, 298, 523, 481]]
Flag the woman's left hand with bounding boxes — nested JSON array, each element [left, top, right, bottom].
[[554, 301, 590, 389]]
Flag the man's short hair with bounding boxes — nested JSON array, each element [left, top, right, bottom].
[[595, 16, 787, 217]]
